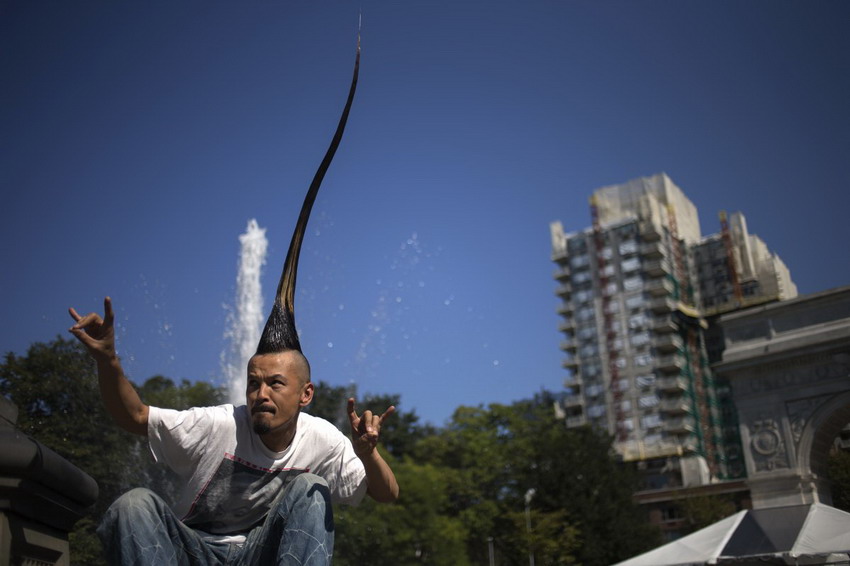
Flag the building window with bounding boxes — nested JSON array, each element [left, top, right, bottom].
[[621, 256, 641, 272], [629, 313, 648, 329], [577, 307, 594, 321], [623, 276, 643, 292], [587, 404, 606, 418], [574, 289, 592, 304], [570, 254, 589, 268], [631, 331, 650, 347], [619, 240, 639, 256], [586, 383, 603, 397], [580, 344, 598, 358]]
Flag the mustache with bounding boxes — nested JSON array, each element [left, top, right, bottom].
[[252, 405, 275, 415]]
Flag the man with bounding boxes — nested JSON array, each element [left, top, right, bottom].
[[70, 296, 398, 565]]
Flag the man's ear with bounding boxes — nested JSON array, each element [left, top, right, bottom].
[[300, 382, 314, 407]]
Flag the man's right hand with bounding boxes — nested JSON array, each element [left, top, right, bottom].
[[69, 296, 117, 362], [68, 296, 149, 435]]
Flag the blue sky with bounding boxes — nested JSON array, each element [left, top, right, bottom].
[[2, 1, 848, 426]]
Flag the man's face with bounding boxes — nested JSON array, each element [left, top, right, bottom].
[[246, 351, 314, 439]]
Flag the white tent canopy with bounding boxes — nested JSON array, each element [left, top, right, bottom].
[[614, 503, 850, 566]]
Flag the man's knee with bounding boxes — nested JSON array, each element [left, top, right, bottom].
[[273, 474, 333, 525], [288, 473, 329, 498], [108, 487, 161, 515]]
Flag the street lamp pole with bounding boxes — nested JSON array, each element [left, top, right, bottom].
[[524, 488, 536, 566]]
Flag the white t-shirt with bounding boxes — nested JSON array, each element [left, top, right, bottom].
[[147, 405, 367, 540]]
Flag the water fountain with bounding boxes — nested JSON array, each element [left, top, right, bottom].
[[222, 219, 268, 405]]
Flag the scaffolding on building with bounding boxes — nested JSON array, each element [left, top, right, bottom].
[[591, 196, 628, 442]]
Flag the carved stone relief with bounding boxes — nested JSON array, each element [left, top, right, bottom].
[[747, 413, 789, 472]]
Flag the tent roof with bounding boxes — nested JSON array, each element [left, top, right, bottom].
[[614, 503, 850, 566]]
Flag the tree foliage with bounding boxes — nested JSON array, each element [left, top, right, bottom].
[[675, 493, 738, 535], [1, 338, 135, 565], [414, 396, 659, 565], [1, 338, 225, 565], [828, 447, 850, 512]]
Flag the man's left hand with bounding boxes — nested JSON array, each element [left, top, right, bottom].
[[347, 398, 394, 458]]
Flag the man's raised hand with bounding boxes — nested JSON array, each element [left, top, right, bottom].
[[347, 398, 394, 458], [69, 296, 116, 362]]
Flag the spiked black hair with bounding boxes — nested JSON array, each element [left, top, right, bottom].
[[256, 35, 360, 356]]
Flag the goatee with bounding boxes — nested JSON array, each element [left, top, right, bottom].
[[253, 421, 271, 435]]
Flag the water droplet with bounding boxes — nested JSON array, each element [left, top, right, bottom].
[[493, 360, 500, 366], [395, 297, 402, 303], [327, 342, 333, 348]]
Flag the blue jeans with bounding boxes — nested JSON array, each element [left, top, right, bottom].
[[97, 473, 334, 565]]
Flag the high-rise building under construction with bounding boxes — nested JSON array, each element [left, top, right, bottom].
[[550, 173, 796, 488]]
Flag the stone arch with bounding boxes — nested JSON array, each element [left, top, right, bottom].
[[796, 390, 850, 501]]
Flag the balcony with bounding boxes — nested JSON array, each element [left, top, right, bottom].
[[559, 339, 577, 353], [558, 318, 575, 333], [563, 374, 581, 388], [643, 258, 671, 278], [553, 265, 571, 281], [563, 394, 584, 408], [555, 282, 572, 298], [649, 296, 675, 314], [551, 248, 568, 261], [640, 241, 666, 259], [656, 354, 685, 373], [651, 315, 677, 333], [654, 334, 684, 353], [659, 397, 691, 414], [646, 278, 674, 297], [639, 221, 662, 241], [557, 302, 574, 315], [657, 376, 688, 392], [562, 356, 579, 370], [664, 416, 696, 434], [566, 415, 587, 428]]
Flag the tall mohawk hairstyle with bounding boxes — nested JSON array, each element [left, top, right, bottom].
[[256, 29, 361, 356]]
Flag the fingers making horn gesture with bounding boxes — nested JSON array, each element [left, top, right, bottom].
[[347, 398, 394, 458], [69, 296, 117, 362]]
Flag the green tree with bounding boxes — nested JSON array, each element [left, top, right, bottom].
[[304, 379, 355, 430], [1, 338, 136, 565], [414, 405, 510, 564], [138, 375, 226, 410], [307, 382, 435, 460], [510, 395, 660, 566], [828, 447, 850, 512], [416, 397, 659, 566], [676, 493, 737, 534], [334, 457, 470, 565], [1, 338, 227, 565]]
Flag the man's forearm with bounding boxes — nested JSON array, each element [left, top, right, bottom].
[[361, 450, 399, 503], [97, 356, 149, 436]]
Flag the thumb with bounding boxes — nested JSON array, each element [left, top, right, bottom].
[[69, 326, 97, 350]]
